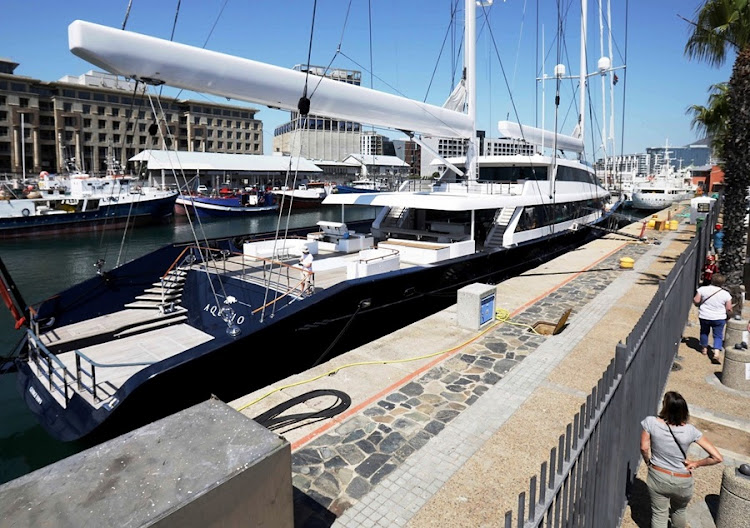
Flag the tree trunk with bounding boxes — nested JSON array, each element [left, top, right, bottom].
[[721, 46, 750, 294]]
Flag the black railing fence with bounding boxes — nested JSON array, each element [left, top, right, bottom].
[[503, 201, 720, 528]]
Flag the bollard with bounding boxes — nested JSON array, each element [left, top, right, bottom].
[[716, 466, 750, 528], [721, 345, 750, 392], [724, 318, 746, 351]]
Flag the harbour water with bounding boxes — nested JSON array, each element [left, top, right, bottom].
[[0, 206, 376, 485]]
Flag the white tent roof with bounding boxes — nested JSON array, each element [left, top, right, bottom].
[[343, 154, 410, 167], [130, 150, 322, 172]]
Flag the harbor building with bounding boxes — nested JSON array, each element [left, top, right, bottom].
[[392, 138, 421, 178], [0, 59, 263, 177], [272, 65, 362, 161]]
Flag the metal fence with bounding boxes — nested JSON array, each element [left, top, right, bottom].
[[503, 202, 720, 528]]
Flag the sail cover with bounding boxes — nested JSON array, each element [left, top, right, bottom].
[[68, 21, 474, 139]]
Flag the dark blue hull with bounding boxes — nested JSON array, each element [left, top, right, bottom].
[[175, 196, 278, 218], [334, 186, 381, 194], [0, 195, 177, 239]]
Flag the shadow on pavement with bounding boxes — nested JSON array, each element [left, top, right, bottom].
[[626, 476, 651, 528]]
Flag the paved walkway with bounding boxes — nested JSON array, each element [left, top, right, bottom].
[[230, 205, 750, 527]]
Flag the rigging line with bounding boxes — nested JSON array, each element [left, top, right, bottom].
[[617, 0, 629, 170], [368, 0, 374, 135], [424, 0, 460, 103], [307, 0, 354, 100], [147, 93, 226, 306], [97, 80, 145, 260], [478, 6, 550, 221], [121, 0, 134, 30], [337, 50, 466, 139], [302, 0, 319, 100], [159, 0, 182, 99], [173, 0, 229, 100], [260, 115, 305, 321]]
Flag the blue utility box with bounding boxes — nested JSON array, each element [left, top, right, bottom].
[[457, 283, 496, 330]]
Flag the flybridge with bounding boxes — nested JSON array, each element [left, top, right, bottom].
[[67, 20, 474, 140]]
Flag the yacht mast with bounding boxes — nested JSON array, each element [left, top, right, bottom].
[[578, 0, 588, 148], [465, 0, 477, 182]]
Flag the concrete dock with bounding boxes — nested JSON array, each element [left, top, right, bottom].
[[228, 203, 750, 527]]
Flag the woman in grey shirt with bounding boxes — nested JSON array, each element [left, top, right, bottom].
[[640, 391, 723, 528]]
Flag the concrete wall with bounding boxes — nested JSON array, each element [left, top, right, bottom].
[[0, 399, 293, 528]]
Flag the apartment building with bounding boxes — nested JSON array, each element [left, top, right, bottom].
[[0, 59, 262, 176]]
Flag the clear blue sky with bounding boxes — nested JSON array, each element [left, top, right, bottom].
[[0, 0, 734, 162]]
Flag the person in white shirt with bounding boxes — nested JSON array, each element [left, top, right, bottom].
[[299, 246, 314, 294], [693, 273, 732, 360]]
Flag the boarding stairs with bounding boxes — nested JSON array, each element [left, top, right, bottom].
[[484, 207, 515, 248], [380, 206, 409, 228], [124, 267, 188, 312]]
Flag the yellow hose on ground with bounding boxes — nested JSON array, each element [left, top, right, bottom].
[[236, 307, 541, 411]]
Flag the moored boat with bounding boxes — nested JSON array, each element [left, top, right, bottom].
[[174, 191, 278, 218], [0, 171, 177, 239], [5, 2, 628, 442]]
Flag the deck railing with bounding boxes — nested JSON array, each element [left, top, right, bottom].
[[73, 349, 155, 402], [26, 330, 73, 404], [502, 200, 720, 528]]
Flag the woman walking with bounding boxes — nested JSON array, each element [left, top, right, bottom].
[[640, 391, 723, 528], [693, 273, 732, 361]]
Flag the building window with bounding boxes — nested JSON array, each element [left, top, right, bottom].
[[139, 136, 146, 145], [11, 83, 27, 92], [112, 108, 119, 117], [78, 91, 91, 100], [20, 98, 29, 108], [64, 116, 77, 127], [98, 120, 106, 129], [93, 93, 105, 102], [126, 122, 133, 131], [113, 134, 120, 142], [216, 119, 222, 126], [254, 144, 259, 151], [62, 89, 76, 97], [84, 132, 92, 142], [193, 116, 200, 125], [108, 95, 119, 103], [227, 131, 232, 139], [0, 111, 6, 121], [0, 127, 7, 137], [64, 131, 73, 141], [127, 135, 133, 143], [217, 141, 223, 149], [99, 133, 107, 142], [112, 121, 120, 130], [97, 106, 105, 115]]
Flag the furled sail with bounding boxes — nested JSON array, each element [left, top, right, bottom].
[[497, 121, 584, 153], [68, 20, 474, 139]]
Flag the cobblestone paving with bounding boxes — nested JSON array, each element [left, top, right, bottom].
[[292, 237, 656, 524]]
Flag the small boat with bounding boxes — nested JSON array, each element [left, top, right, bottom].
[[273, 182, 334, 210], [174, 190, 278, 218], [335, 178, 387, 194], [0, 169, 178, 239]]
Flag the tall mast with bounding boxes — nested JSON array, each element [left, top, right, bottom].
[[465, 0, 477, 181], [578, 0, 588, 147]]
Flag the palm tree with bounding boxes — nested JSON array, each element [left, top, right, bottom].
[[686, 82, 729, 161], [685, 0, 750, 292]]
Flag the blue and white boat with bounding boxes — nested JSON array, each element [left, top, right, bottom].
[[0, 172, 177, 239], [174, 191, 277, 218]]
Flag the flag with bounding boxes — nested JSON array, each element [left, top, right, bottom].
[[613, 73, 619, 86]]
